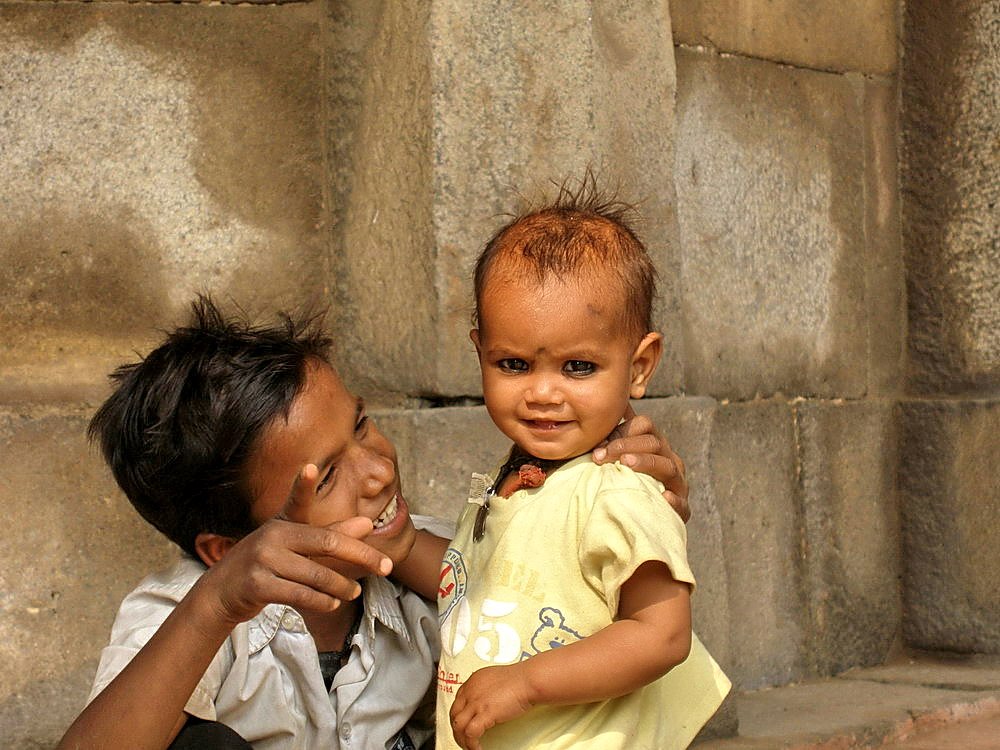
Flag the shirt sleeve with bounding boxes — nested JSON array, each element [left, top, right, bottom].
[[577, 469, 695, 615], [87, 574, 226, 722]]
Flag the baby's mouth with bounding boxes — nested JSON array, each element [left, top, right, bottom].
[[373, 495, 399, 529]]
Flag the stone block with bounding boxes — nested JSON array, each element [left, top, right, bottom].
[[899, 399, 1000, 653], [902, 0, 1000, 394], [0, 4, 326, 401], [863, 79, 907, 396], [675, 49, 871, 400], [0, 408, 178, 747], [332, 0, 684, 400], [710, 399, 805, 689], [796, 399, 901, 676], [671, 0, 898, 75]]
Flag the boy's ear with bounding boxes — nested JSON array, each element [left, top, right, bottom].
[[629, 332, 663, 399], [194, 532, 238, 568]]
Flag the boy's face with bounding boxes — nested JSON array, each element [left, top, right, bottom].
[[246, 361, 416, 580], [472, 272, 661, 461]]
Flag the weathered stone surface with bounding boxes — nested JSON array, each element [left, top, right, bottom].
[[899, 399, 1000, 653], [843, 652, 1000, 691], [797, 399, 901, 676], [675, 49, 870, 400], [0, 4, 326, 400], [333, 0, 683, 401], [864, 78, 907, 396], [672, 0, 898, 75], [902, 0, 1000, 394], [731, 678, 996, 745], [0, 409, 178, 747], [710, 399, 804, 689]]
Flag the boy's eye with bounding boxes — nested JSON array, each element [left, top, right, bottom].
[[355, 414, 370, 435], [564, 360, 596, 376], [316, 464, 335, 493], [498, 358, 528, 373]]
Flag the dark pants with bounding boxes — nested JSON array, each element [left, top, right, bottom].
[[168, 719, 252, 750]]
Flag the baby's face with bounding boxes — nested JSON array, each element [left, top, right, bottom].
[[473, 273, 660, 460], [246, 361, 416, 579]]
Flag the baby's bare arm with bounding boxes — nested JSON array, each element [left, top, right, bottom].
[[449, 561, 691, 750]]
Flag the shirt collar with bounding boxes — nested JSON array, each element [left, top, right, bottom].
[[246, 575, 414, 655]]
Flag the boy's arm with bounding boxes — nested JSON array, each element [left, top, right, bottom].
[[391, 528, 450, 601], [58, 515, 391, 750], [448, 561, 691, 750]]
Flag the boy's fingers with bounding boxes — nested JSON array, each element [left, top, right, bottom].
[[313, 519, 392, 577], [279, 464, 321, 524]]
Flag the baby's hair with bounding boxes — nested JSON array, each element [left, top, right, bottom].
[[89, 295, 333, 557], [473, 172, 658, 341]]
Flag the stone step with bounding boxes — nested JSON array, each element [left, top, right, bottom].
[[693, 653, 1000, 749]]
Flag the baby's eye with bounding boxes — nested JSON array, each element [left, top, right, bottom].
[[498, 358, 528, 373], [564, 360, 596, 376]]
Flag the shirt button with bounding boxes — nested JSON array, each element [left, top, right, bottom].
[[340, 721, 352, 740], [280, 612, 300, 632]]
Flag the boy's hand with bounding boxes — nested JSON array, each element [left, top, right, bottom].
[[450, 663, 534, 750], [201, 515, 390, 627], [199, 464, 393, 626], [592, 405, 690, 522]]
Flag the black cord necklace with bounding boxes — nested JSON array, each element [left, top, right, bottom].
[[472, 447, 569, 543]]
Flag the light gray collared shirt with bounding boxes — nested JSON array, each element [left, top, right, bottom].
[[90, 546, 442, 750]]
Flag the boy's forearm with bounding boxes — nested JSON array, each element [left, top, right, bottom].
[[57, 578, 235, 750], [391, 529, 449, 601]]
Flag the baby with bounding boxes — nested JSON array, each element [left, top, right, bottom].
[[436, 182, 731, 749]]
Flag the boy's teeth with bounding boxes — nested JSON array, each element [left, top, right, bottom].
[[373, 495, 399, 529]]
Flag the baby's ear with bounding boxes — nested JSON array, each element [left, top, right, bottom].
[[470, 328, 482, 354], [630, 332, 663, 399]]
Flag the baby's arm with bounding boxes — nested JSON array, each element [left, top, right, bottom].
[[449, 561, 691, 750], [58, 492, 391, 750]]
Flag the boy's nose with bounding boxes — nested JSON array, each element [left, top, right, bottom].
[[356, 446, 395, 497]]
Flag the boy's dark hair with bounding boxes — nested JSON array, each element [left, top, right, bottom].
[[89, 296, 333, 557], [473, 173, 658, 341]]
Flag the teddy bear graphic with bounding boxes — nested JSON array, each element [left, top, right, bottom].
[[522, 607, 585, 660]]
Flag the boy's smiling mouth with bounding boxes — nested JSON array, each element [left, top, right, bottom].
[[372, 494, 400, 529]]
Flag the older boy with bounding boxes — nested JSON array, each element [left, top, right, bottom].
[[58, 297, 689, 750]]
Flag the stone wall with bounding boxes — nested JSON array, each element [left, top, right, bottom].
[[0, 1, 996, 747]]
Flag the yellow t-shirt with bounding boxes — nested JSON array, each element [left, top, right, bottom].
[[436, 456, 730, 750]]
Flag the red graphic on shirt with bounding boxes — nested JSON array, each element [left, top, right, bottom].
[[439, 564, 455, 598]]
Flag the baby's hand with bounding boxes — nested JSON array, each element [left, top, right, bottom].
[[450, 663, 534, 750]]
